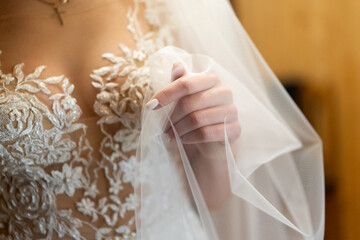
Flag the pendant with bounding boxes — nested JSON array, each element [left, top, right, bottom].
[[38, 0, 69, 26]]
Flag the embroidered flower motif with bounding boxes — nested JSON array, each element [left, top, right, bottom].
[[49, 78, 82, 127], [84, 182, 100, 199], [114, 128, 140, 152], [133, 50, 146, 61], [52, 164, 84, 196], [115, 225, 131, 235], [0, 72, 15, 85], [0, 167, 55, 239], [91, 61, 151, 129], [0, 94, 42, 142], [124, 194, 138, 211], [61, 96, 77, 110], [120, 156, 138, 187], [76, 198, 98, 222], [0, 0, 171, 238], [96, 91, 113, 103], [109, 178, 124, 195], [41, 138, 75, 164]]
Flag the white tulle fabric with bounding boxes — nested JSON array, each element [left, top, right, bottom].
[[0, 0, 324, 239], [136, 0, 325, 239]]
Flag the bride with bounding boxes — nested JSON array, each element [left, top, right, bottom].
[[0, 0, 324, 239]]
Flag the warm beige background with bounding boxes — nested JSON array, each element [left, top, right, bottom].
[[230, 0, 360, 239]]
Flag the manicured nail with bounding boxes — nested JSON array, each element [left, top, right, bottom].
[[171, 63, 185, 80], [145, 99, 159, 110]]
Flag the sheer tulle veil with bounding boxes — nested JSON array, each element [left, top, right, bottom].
[[136, 0, 325, 239]]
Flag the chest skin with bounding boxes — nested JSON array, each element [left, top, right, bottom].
[[0, 0, 152, 118], [0, 0, 161, 239]]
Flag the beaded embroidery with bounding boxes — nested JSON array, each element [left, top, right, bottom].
[[0, 0, 170, 239]]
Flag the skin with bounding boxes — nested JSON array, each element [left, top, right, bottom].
[[148, 62, 241, 208], [0, 0, 241, 209]]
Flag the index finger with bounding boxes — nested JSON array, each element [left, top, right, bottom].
[[146, 73, 220, 110]]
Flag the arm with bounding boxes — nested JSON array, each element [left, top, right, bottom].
[[146, 62, 241, 208]]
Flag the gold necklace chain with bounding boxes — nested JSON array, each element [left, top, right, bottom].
[[37, 0, 70, 26]]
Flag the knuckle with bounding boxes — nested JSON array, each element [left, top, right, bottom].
[[199, 127, 212, 141], [223, 87, 233, 97], [225, 105, 238, 122], [230, 105, 238, 117], [158, 90, 171, 105], [178, 78, 192, 94], [178, 98, 193, 113], [189, 112, 203, 127], [229, 123, 241, 142], [235, 123, 241, 136], [208, 74, 221, 85], [220, 87, 233, 102]]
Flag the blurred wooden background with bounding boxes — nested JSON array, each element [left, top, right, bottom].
[[230, 0, 360, 239]]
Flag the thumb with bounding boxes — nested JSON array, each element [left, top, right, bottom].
[[171, 62, 186, 81]]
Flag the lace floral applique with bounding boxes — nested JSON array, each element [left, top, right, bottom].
[[0, 63, 83, 168], [0, 0, 170, 239], [0, 63, 88, 239]]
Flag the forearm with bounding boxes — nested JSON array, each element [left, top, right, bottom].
[[185, 143, 231, 209], [147, 62, 240, 208]]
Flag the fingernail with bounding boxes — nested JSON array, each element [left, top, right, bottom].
[[171, 63, 185, 80], [145, 99, 159, 110]]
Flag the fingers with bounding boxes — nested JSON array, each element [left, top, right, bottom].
[[179, 121, 241, 144], [167, 86, 233, 128], [146, 72, 221, 110], [146, 62, 186, 110], [147, 62, 241, 144], [167, 104, 238, 138], [171, 62, 186, 81], [164, 86, 233, 132]]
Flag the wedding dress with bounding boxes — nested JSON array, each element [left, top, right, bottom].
[[0, 0, 325, 240]]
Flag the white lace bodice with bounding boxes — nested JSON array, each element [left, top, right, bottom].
[[0, 1, 172, 239]]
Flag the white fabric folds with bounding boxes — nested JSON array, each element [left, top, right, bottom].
[[135, 0, 325, 239]]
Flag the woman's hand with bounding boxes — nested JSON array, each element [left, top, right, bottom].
[[145, 62, 239, 208], [146, 62, 241, 145]]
